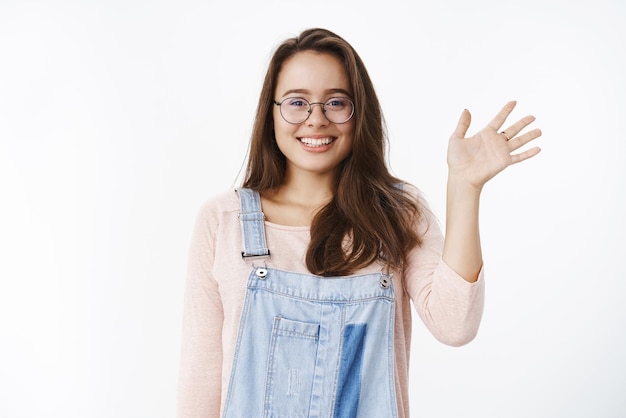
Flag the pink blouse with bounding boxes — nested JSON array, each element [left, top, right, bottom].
[[177, 185, 485, 417]]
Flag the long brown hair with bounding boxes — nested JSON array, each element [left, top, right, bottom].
[[242, 28, 422, 276]]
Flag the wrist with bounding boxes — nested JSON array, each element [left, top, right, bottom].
[[447, 171, 483, 197]]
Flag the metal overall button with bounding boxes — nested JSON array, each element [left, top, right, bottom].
[[255, 267, 268, 279], [379, 276, 390, 288]]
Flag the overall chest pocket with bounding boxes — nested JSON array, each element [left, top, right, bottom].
[[265, 316, 320, 418]]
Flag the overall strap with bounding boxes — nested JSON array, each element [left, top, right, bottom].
[[237, 188, 270, 259]]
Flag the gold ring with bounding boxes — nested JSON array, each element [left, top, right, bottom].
[[500, 131, 511, 140]]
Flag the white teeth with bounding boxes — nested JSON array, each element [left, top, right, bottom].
[[299, 137, 334, 147]]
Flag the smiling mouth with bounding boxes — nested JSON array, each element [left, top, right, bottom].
[[298, 137, 336, 147]]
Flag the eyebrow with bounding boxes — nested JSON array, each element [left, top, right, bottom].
[[279, 88, 352, 98]]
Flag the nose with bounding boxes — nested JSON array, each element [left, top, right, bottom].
[[307, 102, 328, 126]]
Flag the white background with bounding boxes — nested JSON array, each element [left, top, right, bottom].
[[1, 0, 625, 417]]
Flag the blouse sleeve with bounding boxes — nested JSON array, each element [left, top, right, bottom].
[[177, 203, 224, 417], [403, 186, 485, 347]]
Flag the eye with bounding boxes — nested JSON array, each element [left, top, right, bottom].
[[284, 97, 308, 107], [326, 97, 349, 109]]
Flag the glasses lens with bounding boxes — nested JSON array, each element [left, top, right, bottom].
[[280, 97, 310, 124], [324, 97, 354, 124]]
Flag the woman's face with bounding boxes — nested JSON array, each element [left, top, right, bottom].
[[273, 50, 355, 179]]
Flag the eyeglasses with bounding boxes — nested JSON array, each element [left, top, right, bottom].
[[274, 97, 355, 124]]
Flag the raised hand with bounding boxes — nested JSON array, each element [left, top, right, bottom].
[[447, 101, 542, 190]]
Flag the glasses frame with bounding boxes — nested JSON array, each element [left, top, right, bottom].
[[273, 97, 355, 125]]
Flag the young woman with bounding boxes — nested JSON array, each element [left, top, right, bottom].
[[177, 28, 541, 418]]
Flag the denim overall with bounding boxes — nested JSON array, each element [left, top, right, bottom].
[[222, 188, 398, 418]]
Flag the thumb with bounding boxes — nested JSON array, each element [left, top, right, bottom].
[[451, 108, 471, 139]]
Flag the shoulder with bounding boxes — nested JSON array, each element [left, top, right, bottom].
[[397, 181, 441, 232], [397, 181, 429, 207], [194, 189, 240, 227], [200, 189, 240, 213]]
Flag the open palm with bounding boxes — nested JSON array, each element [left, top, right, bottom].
[[447, 101, 542, 190]]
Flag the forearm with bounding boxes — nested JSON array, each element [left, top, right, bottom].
[[442, 173, 483, 283]]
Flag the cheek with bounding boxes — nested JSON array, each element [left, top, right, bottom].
[[272, 118, 294, 151], [273, 107, 288, 129], [341, 121, 356, 142], [273, 113, 297, 138]]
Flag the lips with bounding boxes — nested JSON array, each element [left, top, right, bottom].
[[298, 137, 337, 147]]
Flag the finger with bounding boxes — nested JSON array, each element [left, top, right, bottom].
[[451, 108, 471, 139], [500, 115, 536, 139], [508, 128, 542, 151], [487, 100, 517, 131], [510, 146, 541, 164]]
